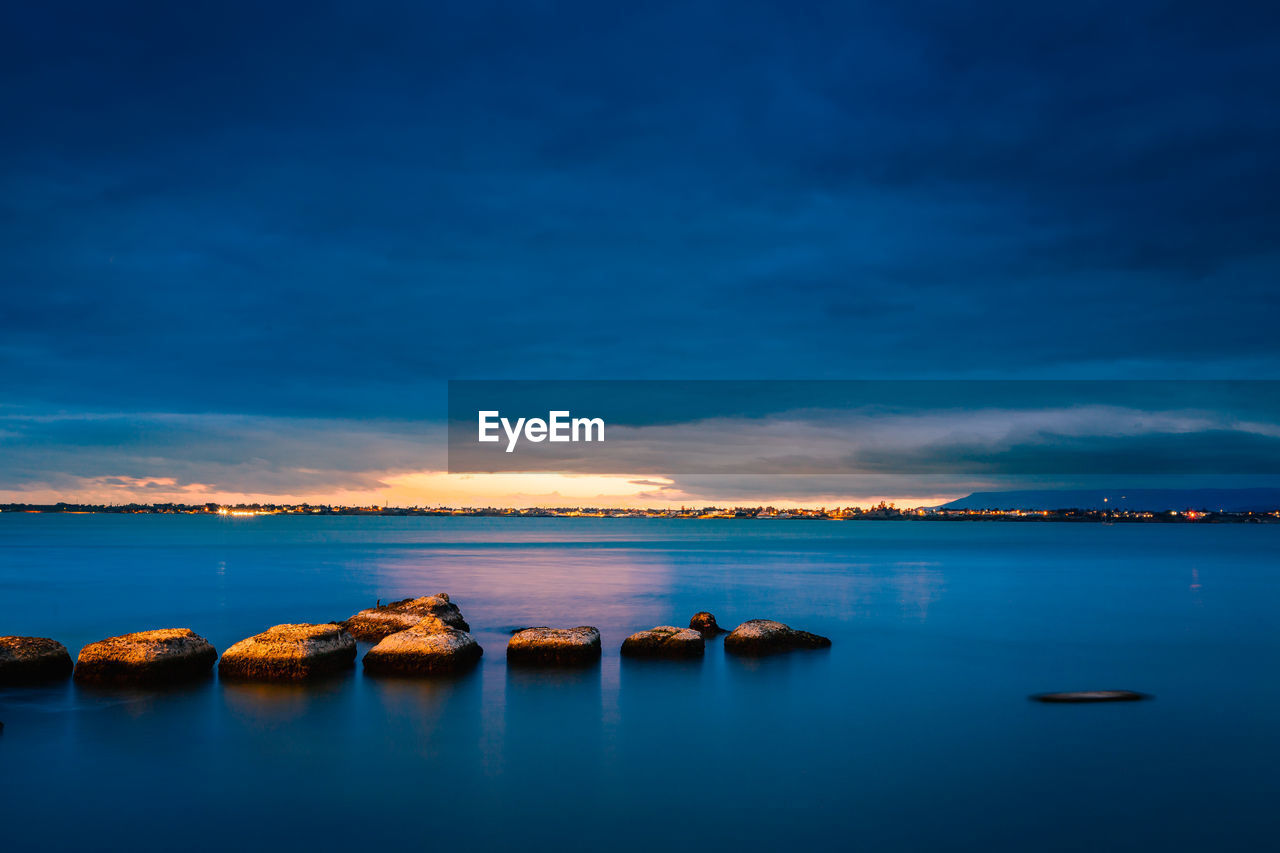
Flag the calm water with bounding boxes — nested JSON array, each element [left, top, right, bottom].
[[1, 515, 1277, 851]]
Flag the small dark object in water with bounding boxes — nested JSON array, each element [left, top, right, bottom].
[[1031, 690, 1151, 703], [689, 612, 726, 637]]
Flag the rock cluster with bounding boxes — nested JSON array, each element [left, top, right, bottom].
[[0, 636, 74, 684], [507, 626, 602, 666], [723, 619, 831, 656], [689, 612, 727, 636], [218, 623, 357, 681], [621, 626, 705, 659], [74, 629, 217, 684], [363, 616, 483, 676], [15, 602, 842, 687], [342, 593, 470, 641]]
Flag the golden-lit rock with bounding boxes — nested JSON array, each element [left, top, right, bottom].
[[507, 626, 602, 666], [688, 612, 727, 637], [74, 629, 217, 684], [341, 593, 469, 641], [363, 617, 483, 676], [218, 623, 356, 681], [0, 636, 74, 684], [724, 619, 831, 656], [621, 626, 705, 659]]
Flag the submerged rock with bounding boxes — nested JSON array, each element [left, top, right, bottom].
[[507, 626, 602, 666], [689, 612, 727, 637], [219, 623, 357, 681], [1031, 690, 1151, 703], [74, 629, 217, 684], [363, 617, 483, 676], [342, 593, 470, 641], [0, 636, 74, 684], [621, 626, 705, 659], [724, 620, 832, 656]]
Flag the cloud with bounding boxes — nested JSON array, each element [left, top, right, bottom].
[[0, 409, 441, 496], [3, 1, 1280, 426], [450, 394, 1280, 475], [3, 398, 1278, 506], [2, 2, 1279, 501]]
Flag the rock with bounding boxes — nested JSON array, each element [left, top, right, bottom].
[[1031, 690, 1151, 703], [363, 617, 483, 676], [218, 623, 357, 681], [621, 626, 705, 659], [689, 612, 727, 637], [341, 593, 470, 641], [507, 626, 602, 666], [724, 619, 832, 656], [74, 629, 217, 685], [0, 636, 74, 684]]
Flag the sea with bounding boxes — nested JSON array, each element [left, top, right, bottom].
[[1, 515, 1277, 851]]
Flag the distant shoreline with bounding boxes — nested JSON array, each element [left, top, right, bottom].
[[2, 504, 1277, 523]]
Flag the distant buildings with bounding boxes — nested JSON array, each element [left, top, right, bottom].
[[1, 502, 1276, 522]]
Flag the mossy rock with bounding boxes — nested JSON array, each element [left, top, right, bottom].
[[218, 623, 356, 681], [341, 593, 469, 641], [507, 626, 602, 666], [75, 629, 217, 685], [621, 626, 705, 659], [363, 618, 483, 676], [0, 637, 74, 684], [724, 620, 831, 657]]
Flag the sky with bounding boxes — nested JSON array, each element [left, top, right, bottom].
[[2, 1, 1279, 506]]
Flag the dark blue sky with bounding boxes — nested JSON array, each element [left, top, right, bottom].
[[3, 1, 1279, 503]]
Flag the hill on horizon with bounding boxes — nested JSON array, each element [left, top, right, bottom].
[[939, 488, 1280, 512]]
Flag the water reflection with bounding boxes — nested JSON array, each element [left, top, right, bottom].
[[356, 668, 487, 763], [505, 663, 603, 690], [363, 667, 484, 717], [889, 562, 945, 621], [367, 547, 683, 643], [72, 677, 215, 719], [503, 664, 604, 762], [221, 672, 354, 723], [721, 647, 833, 675]]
